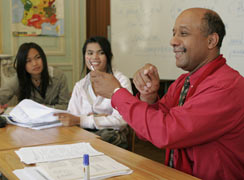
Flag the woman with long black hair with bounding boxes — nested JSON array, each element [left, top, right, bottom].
[[54, 36, 132, 149], [0, 42, 69, 110]]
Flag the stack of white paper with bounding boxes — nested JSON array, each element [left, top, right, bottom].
[[14, 155, 132, 180], [6, 99, 66, 129], [15, 142, 104, 164], [13, 142, 133, 180]]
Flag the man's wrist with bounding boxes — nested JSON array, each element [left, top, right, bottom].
[[139, 92, 158, 104]]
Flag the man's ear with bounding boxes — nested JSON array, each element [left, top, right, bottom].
[[208, 33, 219, 49]]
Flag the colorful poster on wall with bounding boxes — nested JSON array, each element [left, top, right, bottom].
[[12, 0, 64, 36]]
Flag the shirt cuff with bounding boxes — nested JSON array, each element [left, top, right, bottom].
[[113, 87, 121, 95], [111, 88, 136, 110]]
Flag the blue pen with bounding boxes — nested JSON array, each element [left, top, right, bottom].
[[83, 154, 90, 180]]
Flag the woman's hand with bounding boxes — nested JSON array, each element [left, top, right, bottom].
[[0, 104, 8, 114], [54, 113, 80, 126]]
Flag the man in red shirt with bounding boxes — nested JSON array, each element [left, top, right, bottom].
[[90, 8, 244, 180]]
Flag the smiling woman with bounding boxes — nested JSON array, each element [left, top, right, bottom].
[[54, 36, 133, 149]]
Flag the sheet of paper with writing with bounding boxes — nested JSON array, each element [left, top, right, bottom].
[[15, 142, 103, 164], [13, 155, 132, 180], [37, 155, 132, 180]]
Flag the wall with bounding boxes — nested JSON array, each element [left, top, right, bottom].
[[111, 0, 244, 79], [0, 0, 87, 92]]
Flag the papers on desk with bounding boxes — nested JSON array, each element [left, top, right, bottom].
[[14, 155, 132, 180], [15, 142, 103, 164], [14, 167, 49, 180], [5, 99, 66, 130], [14, 142, 133, 180], [5, 115, 62, 130]]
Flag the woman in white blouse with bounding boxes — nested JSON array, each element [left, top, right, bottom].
[[55, 36, 132, 148]]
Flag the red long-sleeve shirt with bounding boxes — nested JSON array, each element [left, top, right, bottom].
[[112, 58, 244, 180]]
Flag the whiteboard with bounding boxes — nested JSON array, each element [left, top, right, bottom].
[[111, 0, 244, 79]]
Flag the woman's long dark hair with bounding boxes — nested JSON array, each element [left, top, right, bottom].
[[14, 42, 50, 101], [82, 36, 113, 74]]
